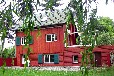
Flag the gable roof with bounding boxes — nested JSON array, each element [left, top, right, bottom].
[[12, 9, 68, 30]]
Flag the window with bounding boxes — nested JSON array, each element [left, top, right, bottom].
[[22, 54, 30, 66], [44, 54, 54, 63], [46, 34, 57, 42], [22, 54, 26, 64], [21, 37, 26, 45], [46, 35, 51, 41], [38, 54, 59, 64], [110, 53, 114, 64], [73, 55, 78, 63], [20, 36, 33, 45]]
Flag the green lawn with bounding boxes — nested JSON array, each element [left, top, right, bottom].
[[0, 66, 114, 76]]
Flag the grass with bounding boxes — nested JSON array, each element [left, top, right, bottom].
[[0, 66, 114, 76]]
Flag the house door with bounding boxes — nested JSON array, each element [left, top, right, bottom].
[[94, 52, 101, 67], [20, 54, 25, 67], [21, 54, 30, 67]]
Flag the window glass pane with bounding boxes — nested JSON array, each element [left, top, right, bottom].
[[50, 55, 54, 62], [52, 38, 54, 41], [52, 34, 54, 41], [24, 37, 26, 44], [22, 38, 23, 44], [55, 34, 57, 41], [23, 54, 25, 58], [47, 35, 51, 41], [110, 53, 114, 64], [73, 55, 78, 63], [21, 37, 26, 45], [52, 34, 54, 37], [21, 37, 24, 44], [45, 55, 49, 62]]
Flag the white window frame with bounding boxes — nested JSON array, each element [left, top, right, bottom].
[[22, 55, 26, 64], [44, 54, 54, 63], [73, 55, 78, 63], [22, 54, 30, 66], [110, 53, 114, 64], [46, 34, 57, 42], [21, 37, 26, 45]]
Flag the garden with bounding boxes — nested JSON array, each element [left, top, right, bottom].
[[0, 66, 114, 76]]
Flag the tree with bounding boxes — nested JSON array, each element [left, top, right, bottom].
[[96, 17, 114, 32], [96, 17, 114, 45], [2, 47, 15, 58]]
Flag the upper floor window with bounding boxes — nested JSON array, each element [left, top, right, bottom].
[[16, 36, 33, 46], [21, 37, 26, 45], [46, 34, 57, 42]]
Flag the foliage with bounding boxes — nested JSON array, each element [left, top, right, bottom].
[[97, 32, 114, 45], [0, 66, 114, 76], [0, 47, 15, 58], [67, 0, 98, 75], [0, 0, 113, 76], [96, 17, 114, 32], [0, 2, 14, 57], [96, 17, 114, 45], [0, 45, 2, 54], [40, 0, 62, 10]]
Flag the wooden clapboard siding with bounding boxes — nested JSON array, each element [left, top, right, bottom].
[[93, 46, 114, 67], [16, 26, 64, 54], [101, 53, 108, 57], [29, 54, 38, 60], [63, 47, 82, 66], [16, 46, 20, 54], [30, 60, 63, 66], [15, 23, 114, 67], [16, 24, 65, 66], [65, 47, 84, 53], [59, 55, 64, 62], [16, 54, 21, 66], [0, 58, 17, 66], [29, 52, 63, 66], [102, 56, 107, 61], [99, 45, 114, 50], [64, 57, 72, 63]]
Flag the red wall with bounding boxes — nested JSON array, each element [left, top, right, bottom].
[[16, 25, 66, 66], [15, 22, 114, 67], [16, 26, 65, 54], [63, 45, 114, 67], [0, 58, 17, 66], [93, 46, 114, 67], [29, 53, 64, 66], [63, 47, 84, 66]]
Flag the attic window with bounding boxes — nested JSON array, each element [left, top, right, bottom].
[[46, 34, 57, 42]]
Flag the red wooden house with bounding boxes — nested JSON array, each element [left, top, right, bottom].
[[15, 10, 114, 67]]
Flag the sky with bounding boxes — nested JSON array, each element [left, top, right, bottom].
[[54, 0, 114, 20], [97, 0, 114, 21], [1, 0, 114, 48]]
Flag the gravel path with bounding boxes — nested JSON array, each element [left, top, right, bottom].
[[5, 66, 80, 71]]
